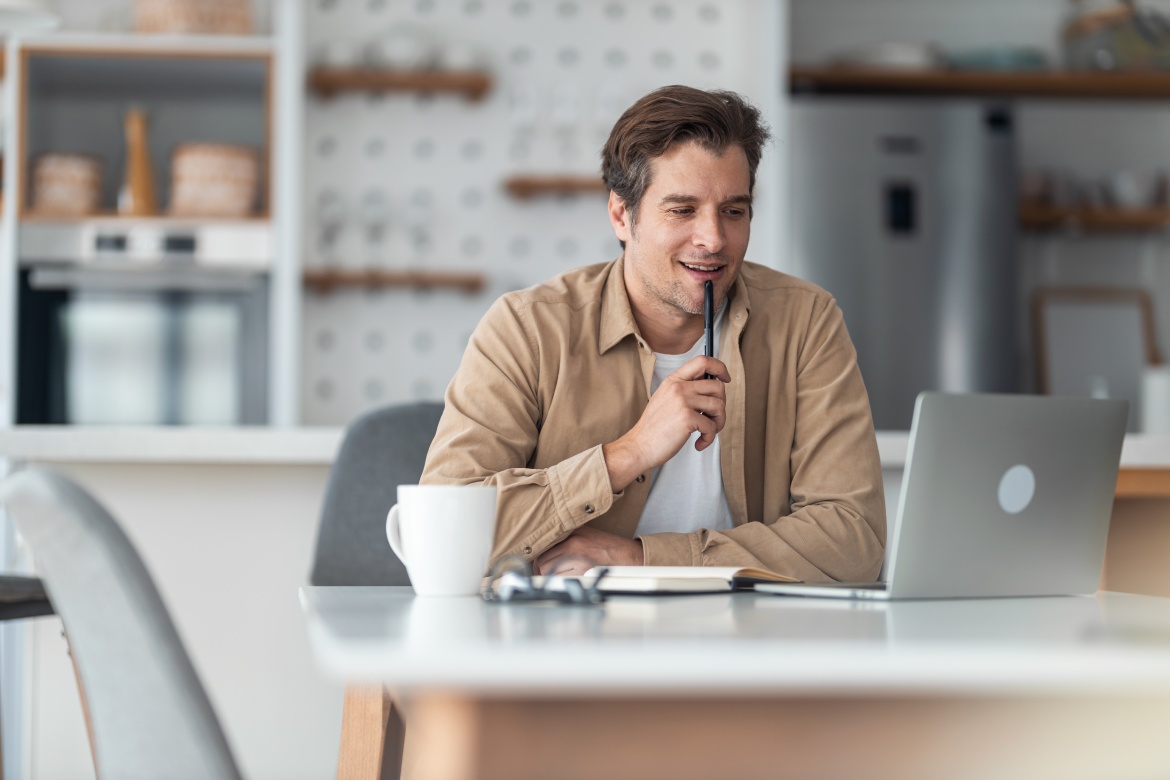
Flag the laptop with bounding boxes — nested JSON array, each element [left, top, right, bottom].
[[756, 392, 1127, 601]]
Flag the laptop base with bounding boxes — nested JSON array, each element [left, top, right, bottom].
[[755, 582, 891, 600]]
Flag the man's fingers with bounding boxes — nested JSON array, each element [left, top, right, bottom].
[[692, 378, 728, 400], [690, 394, 726, 429], [676, 356, 730, 383]]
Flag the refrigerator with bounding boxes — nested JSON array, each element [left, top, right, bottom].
[[788, 98, 1020, 430]]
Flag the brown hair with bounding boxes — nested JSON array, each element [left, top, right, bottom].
[[601, 85, 771, 233]]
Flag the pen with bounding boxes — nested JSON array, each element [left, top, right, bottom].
[[704, 280, 714, 379]]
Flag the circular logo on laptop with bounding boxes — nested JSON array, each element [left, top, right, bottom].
[[998, 464, 1036, 515]]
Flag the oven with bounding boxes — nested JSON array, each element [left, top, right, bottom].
[[15, 220, 270, 425]]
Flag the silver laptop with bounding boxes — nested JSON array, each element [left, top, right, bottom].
[[756, 392, 1127, 601]]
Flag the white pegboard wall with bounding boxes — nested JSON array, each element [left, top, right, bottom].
[[301, 0, 780, 425]]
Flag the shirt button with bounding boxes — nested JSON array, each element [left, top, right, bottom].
[[523, 545, 532, 555], [635, 474, 645, 483], [584, 504, 595, 514]]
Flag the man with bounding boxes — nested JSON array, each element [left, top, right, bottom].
[[421, 85, 885, 581]]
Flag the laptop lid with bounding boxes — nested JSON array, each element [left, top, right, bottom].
[[884, 392, 1127, 599]]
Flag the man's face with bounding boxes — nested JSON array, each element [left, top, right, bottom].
[[609, 140, 752, 320]]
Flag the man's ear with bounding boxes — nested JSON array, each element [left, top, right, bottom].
[[607, 191, 633, 245]]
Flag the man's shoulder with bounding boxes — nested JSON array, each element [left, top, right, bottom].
[[739, 261, 835, 305], [497, 260, 615, 314]]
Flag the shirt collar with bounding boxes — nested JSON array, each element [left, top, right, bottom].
[[599, 254, 641, 355]]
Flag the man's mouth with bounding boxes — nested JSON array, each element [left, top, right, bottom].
[[681, 262, 722, 272]]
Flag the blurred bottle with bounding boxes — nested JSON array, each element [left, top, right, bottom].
[[118, 107, 158, 216]]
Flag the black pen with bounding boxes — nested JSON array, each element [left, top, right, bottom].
[[704, 280, 714, 379]]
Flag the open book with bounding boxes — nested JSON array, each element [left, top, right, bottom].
[[575, 565, 797, 594]]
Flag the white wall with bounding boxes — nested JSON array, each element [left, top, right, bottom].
[[300, 0, 789, 425]]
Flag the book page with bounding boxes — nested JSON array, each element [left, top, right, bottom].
[[586, 566, 796, 583]]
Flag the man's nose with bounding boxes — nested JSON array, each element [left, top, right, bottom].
[[692, 210, 725, 253]]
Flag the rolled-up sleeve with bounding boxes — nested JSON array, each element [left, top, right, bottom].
[[421, 297, 617, 563]]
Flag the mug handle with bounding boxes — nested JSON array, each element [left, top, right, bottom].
[[385, 504, 407, 564]]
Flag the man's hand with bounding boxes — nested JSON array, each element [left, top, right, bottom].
[[603, 355, 730, 492], [535, 526, 644, 576]]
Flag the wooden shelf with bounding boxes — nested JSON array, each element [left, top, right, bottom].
[[307, 67, 492, 101], [790, 66, 1170, 100], [20, 211, 270, 224], [1019, 205, 1170, 232], [303, 268, 486, 293], [503, 175, 607, 199]]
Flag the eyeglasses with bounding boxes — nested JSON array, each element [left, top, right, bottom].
[[483, 555, 609, 605]]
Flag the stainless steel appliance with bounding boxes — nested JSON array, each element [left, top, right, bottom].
[[788, 98, 1020, 430], [16, 219, 270, 425]]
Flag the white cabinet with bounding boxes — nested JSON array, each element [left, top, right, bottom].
[[0, 2, 303, 428]]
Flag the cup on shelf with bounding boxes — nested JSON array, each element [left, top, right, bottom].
[[436, 39, 488, 71], [314, 39, 361, 70], [1105, 169, 1149, 209], [365, 23, 441, 70]]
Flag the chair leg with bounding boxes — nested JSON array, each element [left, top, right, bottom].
[[65, 631, 99, 779], [337, 685, 404, 780]]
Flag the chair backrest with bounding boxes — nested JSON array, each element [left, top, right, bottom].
[[0, 468, 241, 780], [310, 401, 445, 586]]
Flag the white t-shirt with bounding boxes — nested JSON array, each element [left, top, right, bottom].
[[634, 306, 735, 537]]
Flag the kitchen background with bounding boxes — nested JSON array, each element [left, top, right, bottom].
[[2, 0, 1168, 435], [6, 1, 1170, 778]]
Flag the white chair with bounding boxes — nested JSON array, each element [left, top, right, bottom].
[[0, 468, 242, 780]]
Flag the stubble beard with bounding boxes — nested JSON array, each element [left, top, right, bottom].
[[626, 222, 728, 318]]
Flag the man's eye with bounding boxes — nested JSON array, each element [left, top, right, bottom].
[[725, 208, 746, 218], [669, 208, 693, 216]]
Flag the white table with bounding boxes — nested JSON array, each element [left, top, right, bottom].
[[301, 587, 1170, 780]]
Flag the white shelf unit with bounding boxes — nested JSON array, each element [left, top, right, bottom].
[[0, 2, 303, 428]]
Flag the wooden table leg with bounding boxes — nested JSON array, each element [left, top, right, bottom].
[[336, 685, 404, 780]]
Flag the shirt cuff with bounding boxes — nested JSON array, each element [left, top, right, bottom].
[[545, 444, 619, 532], [638, 532, 701, 566]]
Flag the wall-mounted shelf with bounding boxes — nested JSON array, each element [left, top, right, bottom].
[[17, 32, 276, 57], [20, 211, 270, 224], [302, 268, 486, 293], [503, 175, 607, 199], [307, 67, 492, 100], [1020, 205, 1170, 232], [790, 66, 1170, 100]]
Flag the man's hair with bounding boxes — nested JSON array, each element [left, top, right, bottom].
[[600, 85, 771, 231]]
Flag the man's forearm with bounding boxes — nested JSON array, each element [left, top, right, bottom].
[[602, 437, 646, 493]]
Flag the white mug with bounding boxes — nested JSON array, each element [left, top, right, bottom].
[[385, 485, 497, 597]]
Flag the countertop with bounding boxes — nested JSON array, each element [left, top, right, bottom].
[[2, 426, 1170, 469]]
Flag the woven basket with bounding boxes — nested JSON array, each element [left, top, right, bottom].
[[169, 144, 259, 218], [135, 0, 252, 35], [32, 153, 103, 216]]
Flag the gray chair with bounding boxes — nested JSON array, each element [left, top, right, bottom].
[[310, 401, 445, 587], [309, 401, 444, 780], [0, 468, 242, 780]]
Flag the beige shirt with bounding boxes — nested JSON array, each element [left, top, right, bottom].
[[420, 256, 886, 582]]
